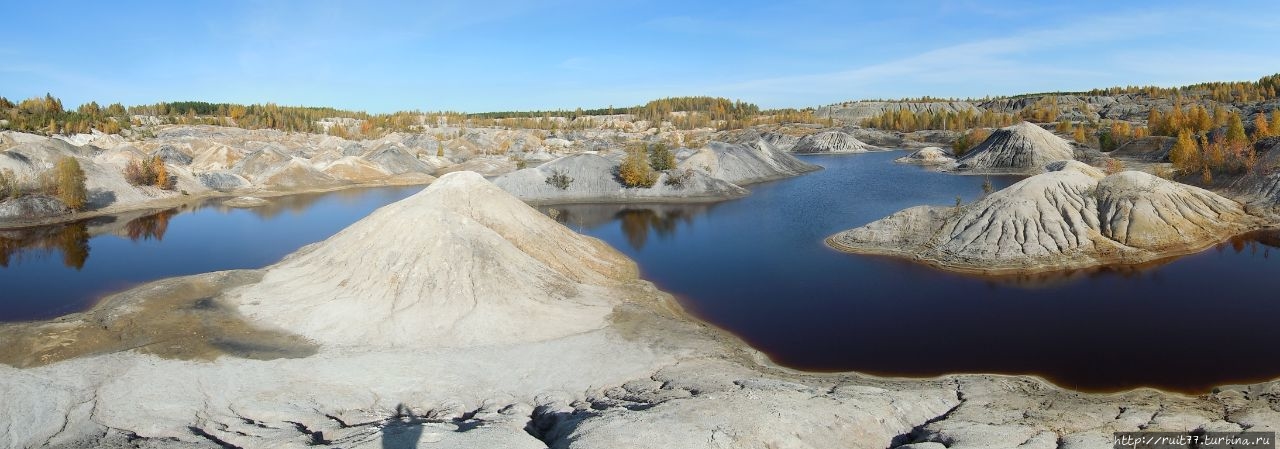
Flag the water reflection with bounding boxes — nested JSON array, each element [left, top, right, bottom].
[[542, 203, 714, 250], [555, 153, 1280, 392], [0, 209, 183, 270], [124, 208, 177, 242], [921, 231, 1278, 289], [0, 185, 424, 322], [236, 188, 395, 220], [0, 220, 92, 270], [0, 189, 399, 271]]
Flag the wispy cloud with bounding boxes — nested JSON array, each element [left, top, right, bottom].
[[700, 9, 1218, 103]]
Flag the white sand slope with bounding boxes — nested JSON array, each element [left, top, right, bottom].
[[228, 171, 638, 348]]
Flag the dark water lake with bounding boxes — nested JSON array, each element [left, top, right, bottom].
[[2, 152, 1278, 393], [0, 186, 422, 321], [543, 152, 1280, 394]]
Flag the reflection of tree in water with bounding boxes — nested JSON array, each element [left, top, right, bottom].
[[58, 223, 90, 269], [950, 229, 1280, 289], [0, 221, 91, 270], [1221, 229, 1280, 259], [540, 203, 713, 250], [616, 208, 696, 250], [124, 208, 178, 241]]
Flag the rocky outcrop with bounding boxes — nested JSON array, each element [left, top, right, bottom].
[[436, 155, 518, 177], [953, 122, 1075, 174], [1232, 137, 1280, 212], [152, 145, 193, 165], [895, 147, 955, 165], [364, 145, 431, 175], [494, 154, 747, 204], [679, 141, 820, 185], [753, 131, 802, 152], [196, 171, 251, 191], [494, 140, 816, 204], [837, 127, 957, 149], [320, 156, 391, 181], [4, 171, 1280, 448], [828, 164, 1261, 273], [256, 158, 343, 189], [0, 195, 70, 220], [720, 128, 806, 153], [190, 144, 241, 171], [1109, 136, 1174, 161], [2, 121, 820, 226], [791, 130, 882, 153], [816, 101, 981, 124]]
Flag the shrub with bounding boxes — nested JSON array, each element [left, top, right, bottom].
[[0, 168, 17, 200], [124, 158, 157, 186], [124, 156, 174, 189], [1103, 158, 1125, 175], [663, 168, 694, 189], [54, 157, 88, 211], [648, 143, 675, 171], [951, 128, 990, 157], [545, 168, 573, 190]]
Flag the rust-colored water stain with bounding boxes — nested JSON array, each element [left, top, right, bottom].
[[0, 269, 317, 368]]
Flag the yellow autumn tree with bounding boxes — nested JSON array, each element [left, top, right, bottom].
[[54, 157, 88, 211], [1225, 113, 1249, 147], [1254, 112, 1271, 140], [618, 144, 657, 188], [1147, 108, 1164, 136], [1269, 112, 1280, 138], [150, 156, 170, 189], [1169, 130, 1199, 174]]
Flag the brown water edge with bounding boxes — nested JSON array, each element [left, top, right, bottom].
[[0, 269, 317, 368]]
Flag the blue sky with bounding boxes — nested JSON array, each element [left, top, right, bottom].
[[2, 1, 1278, 113]]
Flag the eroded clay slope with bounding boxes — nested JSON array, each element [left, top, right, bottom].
[[954, 122, 1075, 174], [829, 163, 1260, 272]]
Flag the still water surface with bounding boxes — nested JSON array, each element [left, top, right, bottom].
[[544, 152, 1280, 393], [3, 152, 1278, 392], [0, 186, 422, 321]]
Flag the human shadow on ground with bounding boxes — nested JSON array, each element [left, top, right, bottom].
[[381, 404, 424, 449]]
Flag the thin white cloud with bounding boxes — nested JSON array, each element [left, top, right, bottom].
[[695, 8, 1254, 105], [1107, 50, 1280, 85]]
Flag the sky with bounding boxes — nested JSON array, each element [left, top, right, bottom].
[[2, 0, 1278, 113]]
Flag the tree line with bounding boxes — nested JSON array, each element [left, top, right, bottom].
[[862, 108, 1019, 133], [1, 94, 129, 135]]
